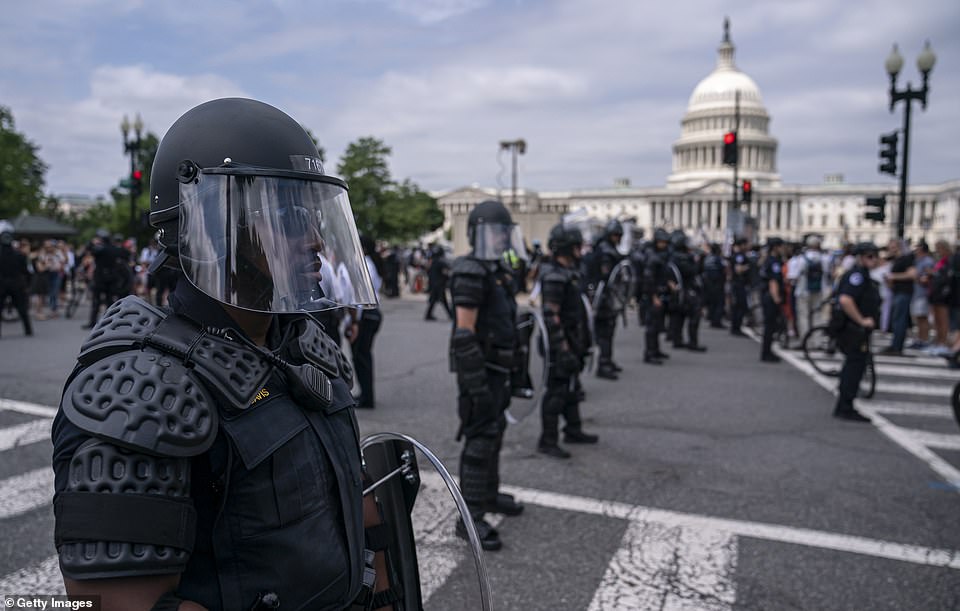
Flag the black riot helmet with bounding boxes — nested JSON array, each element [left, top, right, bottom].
[[604, 219, 623, 241], [467, 200, 526, 262], [547, 223, 583, 259], [149, 97, 376, 313], [670, 230, 688, 250], [653, 227, 670, 247]]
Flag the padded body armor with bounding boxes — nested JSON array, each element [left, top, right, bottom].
[[450, 256, 518, 359], [539, 261, 589, 358], [53, 296, 364, 611]]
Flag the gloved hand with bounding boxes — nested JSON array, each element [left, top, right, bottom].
[[556, 350, 581, 376]]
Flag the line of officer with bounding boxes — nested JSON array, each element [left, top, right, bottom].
[[703, 243, 727, 329], [51, 98, 399, 610], [0, 228, 33, 339], [667, 231, 707, 352], [760, 237, 785, 363], [729, 237, 751, 337], [449, 200, 526, 552], [591, 220, 625, 380], [83, 230, 131, 330], [538, 223, 599, 458], [831, 242, 881, 422], [641, 229, 672, 365]]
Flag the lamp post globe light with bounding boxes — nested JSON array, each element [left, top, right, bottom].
[[884, 41, 936, 239], [120, 113, 144, 236]]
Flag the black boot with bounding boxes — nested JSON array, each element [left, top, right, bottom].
[[596, 364, 618, 380], [653, 351, 670, 359], [833, 401, 871, 423], [644, 354, 663, 365], [611, 362, 623, 372], [455, 516, 503, 550], [485, 493, 524, 516], [686, 344, 707, 352], [537, 442, 571, 458], [564, 428, 599, 444]]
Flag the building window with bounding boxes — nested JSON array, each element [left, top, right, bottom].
[[821, 215, 828, 227], [807, 215, 813, 227]]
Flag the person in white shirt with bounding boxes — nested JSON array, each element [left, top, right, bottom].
[[793, 236, 827, 342]]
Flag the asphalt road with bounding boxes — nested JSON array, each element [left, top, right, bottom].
[[1, 294, 959, 610]]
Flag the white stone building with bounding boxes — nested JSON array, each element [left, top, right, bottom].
[[437, 21, 960, 254]]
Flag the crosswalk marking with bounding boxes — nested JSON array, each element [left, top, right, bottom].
[[904, 429, 960, 451], [866, 400, 954, 418], [0, 419, 52, 453], [0, 468, 54, 521], [0, 398, 58, 419], [587, 521, 737, 611]]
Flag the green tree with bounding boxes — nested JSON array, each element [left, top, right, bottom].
[[0, 106, 47, 219], [336, 137, 441, 242]]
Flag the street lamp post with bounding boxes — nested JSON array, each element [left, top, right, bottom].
[[121, 113, 144, 237], [885, 41, 936, 240], [499, 139, 526, 207]]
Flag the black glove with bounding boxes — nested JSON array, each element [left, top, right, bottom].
[[555, 350, 581, 376]]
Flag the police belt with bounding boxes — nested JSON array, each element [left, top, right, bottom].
[[484, 346, 516, 372]]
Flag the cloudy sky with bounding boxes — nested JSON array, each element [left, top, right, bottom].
[[2, 0, 958, 198]]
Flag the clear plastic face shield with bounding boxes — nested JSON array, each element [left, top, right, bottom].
[[177, 163, 377, 313], [472, 222, 528, 263]]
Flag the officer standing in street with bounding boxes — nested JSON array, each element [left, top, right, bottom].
[[590, 219, 625, 380], [51, 98, 400, 610], [760, 237, 785, 363], [703, 243, 727, 329], [424, 244, 452, 320], [449, 199, 526, 551], [83, 230, 128, 329], [642, 229, 672, 365], [832, 242, 881, 422], [729, 238, 751, 336], [538, 223, 599, 459], [668, 232, 707, 352], [0, 227, 33, 338]]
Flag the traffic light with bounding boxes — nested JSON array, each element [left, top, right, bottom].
[[741, 179, 752, 203], [878, 131, 898, 176], [131, 169, 143, 198], [722, 132, 738, 165], [865, 195, 886, 222]]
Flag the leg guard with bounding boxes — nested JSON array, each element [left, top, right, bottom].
[[459, 422, 501, 516]]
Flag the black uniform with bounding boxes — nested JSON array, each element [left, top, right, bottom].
[[86, 240, 130, 328], [642, 243, 671, 362], [668, 247, 705, 350], [760, 253, 785, 359], [703, 251, 726, 328], [539, 260, 595, 453], [449, 256, 517, 525], [51, 283, 366, 610], [0, 239, 33, 337], [425, 250, 452, 320], [834, 266, 881, 413], [729, 250, 750, 334], [591, 238, 623, 377]]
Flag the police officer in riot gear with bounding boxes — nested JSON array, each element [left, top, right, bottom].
[[0, 228, 33, 338], [668, 231, 707, 352], [729, 238, 750, 336], [703, 243, 726, 328], [642, 229, 672, 365], [832, 242, 881, 422], [760, 237, 786, 362], [51, 98, 400, 611], [538, 223, 598, 459], [590, 219, 624, 379], [83, 230, 129, 329], [449, 199, 526, 551]]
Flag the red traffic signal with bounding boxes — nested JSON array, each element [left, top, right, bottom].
[[741, 180, 752, 203], [722, 132, 738, 165], [132, 169, 143, 180]]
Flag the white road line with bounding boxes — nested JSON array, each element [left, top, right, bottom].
[[904, 429, 960, 451], [0, 468, 54, 520], [758, 335, 960, 494], [0, 556, 64, 600], [587, 520, 737, 611], [806, 353, 950, 369], [867, 401, 954, 419], [870, 380, 952, 398], [501, 484, 960, 570], [0, 419, 52, 453], [0, 398, 58, 419]]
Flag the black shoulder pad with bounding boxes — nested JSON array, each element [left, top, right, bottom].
[[78, 296, 166, 364], [451, 256, 489, 308], [281, 317, 354, 386], [188, 332, 275, 409], [62, 349, 218, 457], [540, 266, 569, 304]]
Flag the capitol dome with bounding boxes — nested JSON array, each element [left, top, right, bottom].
[[667, 19, 780, 189]]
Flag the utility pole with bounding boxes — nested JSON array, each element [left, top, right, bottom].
[[499, 139, 526, 207]]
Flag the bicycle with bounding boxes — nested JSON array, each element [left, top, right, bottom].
[[802, 324, 876, 399]]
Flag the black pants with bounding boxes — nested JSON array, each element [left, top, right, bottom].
[[837, 329, 870, 408], [730, 284, 747, 332], [644, 298, 665, 357], [459, 370, 509, 517], [669, 292, 702, 347], [595, 315, 616, 366], [540, 369, 583, 446], [425, 288, 451, 319], [351, 309, 382, 407], [761, 294, 781, 357], [87, 280, 121, 327], [705, 283, 724, 327], [0, 283, 32, 337]]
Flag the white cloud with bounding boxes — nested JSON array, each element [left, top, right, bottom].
[[380, 0, 487, 24]]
